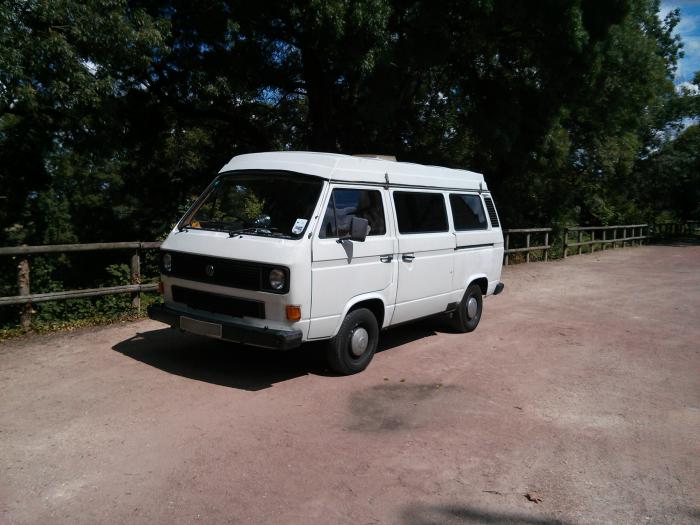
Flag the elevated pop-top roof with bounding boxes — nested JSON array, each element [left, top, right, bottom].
[[219, 151, 487, 191]]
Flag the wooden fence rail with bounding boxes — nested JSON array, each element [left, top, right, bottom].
[[503, 228, 552, 265], [1, 241, 162, 329], [0, 241, 162, 256], [563, 224, 648, 258]]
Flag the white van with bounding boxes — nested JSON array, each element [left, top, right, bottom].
[[148, 151, 504, 374]]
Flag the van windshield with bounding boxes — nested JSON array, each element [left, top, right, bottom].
[[181, 171, 324, 239]]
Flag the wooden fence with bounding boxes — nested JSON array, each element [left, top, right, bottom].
[[0, 242, 161, 329], [503, 228, 551, 265], [0, 221, 696, 329], [653, 221, 699, 236], [563, 225, 648, 258]]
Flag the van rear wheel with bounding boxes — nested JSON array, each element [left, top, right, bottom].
[[449, 283, 483, 333], [326, 308, 378, 375]]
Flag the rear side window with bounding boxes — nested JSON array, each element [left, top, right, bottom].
[[450, 194, 488, 230], [319, 188, 386, 238], [393, 191, 448, 234], [483, 196, 500, 228]]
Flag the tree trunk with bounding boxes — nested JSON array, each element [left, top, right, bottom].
[[301, 47, 337, 151]]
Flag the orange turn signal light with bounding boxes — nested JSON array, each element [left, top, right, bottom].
[[286, 305, 302, 322], [158, 281, 164, 295]]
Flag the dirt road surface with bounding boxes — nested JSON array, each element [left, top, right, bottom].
[[1, 245, 699, 525]]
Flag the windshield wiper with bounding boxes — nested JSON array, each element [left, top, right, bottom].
[[228, 227, 278, 237], [182, 219, 245, 234], [180, 220, 281, 238]]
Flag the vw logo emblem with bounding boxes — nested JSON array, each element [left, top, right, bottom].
[[205, 264, 215, 277]]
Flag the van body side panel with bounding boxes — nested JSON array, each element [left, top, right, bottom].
[[308, 186, 397, 339], [452, 234, 500, 294], [389, 190, 456, 325], [489, 236, 505, 290], [453, 236, 503, 295], [390, 236, 456, 324], [486, 245, 504, 294]]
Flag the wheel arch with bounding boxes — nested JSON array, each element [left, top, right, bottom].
[[333, 293, 386, 337], [465, 273, 489, 296]]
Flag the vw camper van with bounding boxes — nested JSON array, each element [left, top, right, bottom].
[[148, 152, 504, 374]]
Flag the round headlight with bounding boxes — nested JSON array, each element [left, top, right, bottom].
[[162, 253, 172, 272], [269, 268, 285, 290]]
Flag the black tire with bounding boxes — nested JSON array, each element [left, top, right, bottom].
[[449, 283, 483, 333], [326, 308, 379, 375]]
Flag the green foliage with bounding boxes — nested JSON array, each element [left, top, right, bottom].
[[637, 124, 700, 221]]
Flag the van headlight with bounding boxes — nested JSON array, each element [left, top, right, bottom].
[[162, 253, 172, 272], [269, 268, 285, 290]]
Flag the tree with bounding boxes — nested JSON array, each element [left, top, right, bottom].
[[0, 0, 692, 241], [0, 0, 166, 244]]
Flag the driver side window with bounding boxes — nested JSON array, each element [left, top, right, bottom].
[[319, 188, 386, 239]]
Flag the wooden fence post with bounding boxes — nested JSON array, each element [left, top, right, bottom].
[[602, 229, 606, 250], [591, 230, 595, 253], [577, 231, 582, 255], [613, 228, 617, 248], [563, 228, 568, 258], [18, 258, 32, 329], [622, 228, 627, 248], [526, 233, 531, 263], [544, 231, 549, 262], [131, 248, 141, 311]]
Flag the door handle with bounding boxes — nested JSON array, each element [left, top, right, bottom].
[[402, 253, 415, 262], [379, 255, 393, 263]]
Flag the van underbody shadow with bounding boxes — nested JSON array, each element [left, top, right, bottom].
[[112, 321, 441, 388]]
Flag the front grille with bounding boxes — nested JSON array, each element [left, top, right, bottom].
[[172, 286, 265, 319], [161, 251, 289, 293], [483, 197, 500, 228]]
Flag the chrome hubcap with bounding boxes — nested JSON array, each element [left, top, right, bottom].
[[350, 326, 369, 357], [467, 297, 478, 319]]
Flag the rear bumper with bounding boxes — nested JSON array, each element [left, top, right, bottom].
[[147, 303, 303, 350]]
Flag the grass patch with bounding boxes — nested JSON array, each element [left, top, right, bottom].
[[0, 308, 154, 342]]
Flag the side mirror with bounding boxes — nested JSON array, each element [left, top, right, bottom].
[[349, 216, 369, 242]]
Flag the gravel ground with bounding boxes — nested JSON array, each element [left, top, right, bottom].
[[1, 245, 699, 525]]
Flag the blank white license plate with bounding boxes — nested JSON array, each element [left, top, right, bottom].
[[180, 316, 222, 338]]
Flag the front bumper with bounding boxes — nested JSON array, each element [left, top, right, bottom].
[[147, 303, 303, 350]]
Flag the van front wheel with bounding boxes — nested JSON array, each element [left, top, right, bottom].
[[326, 308, 378, 375], [449, 283, 483, 333]]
